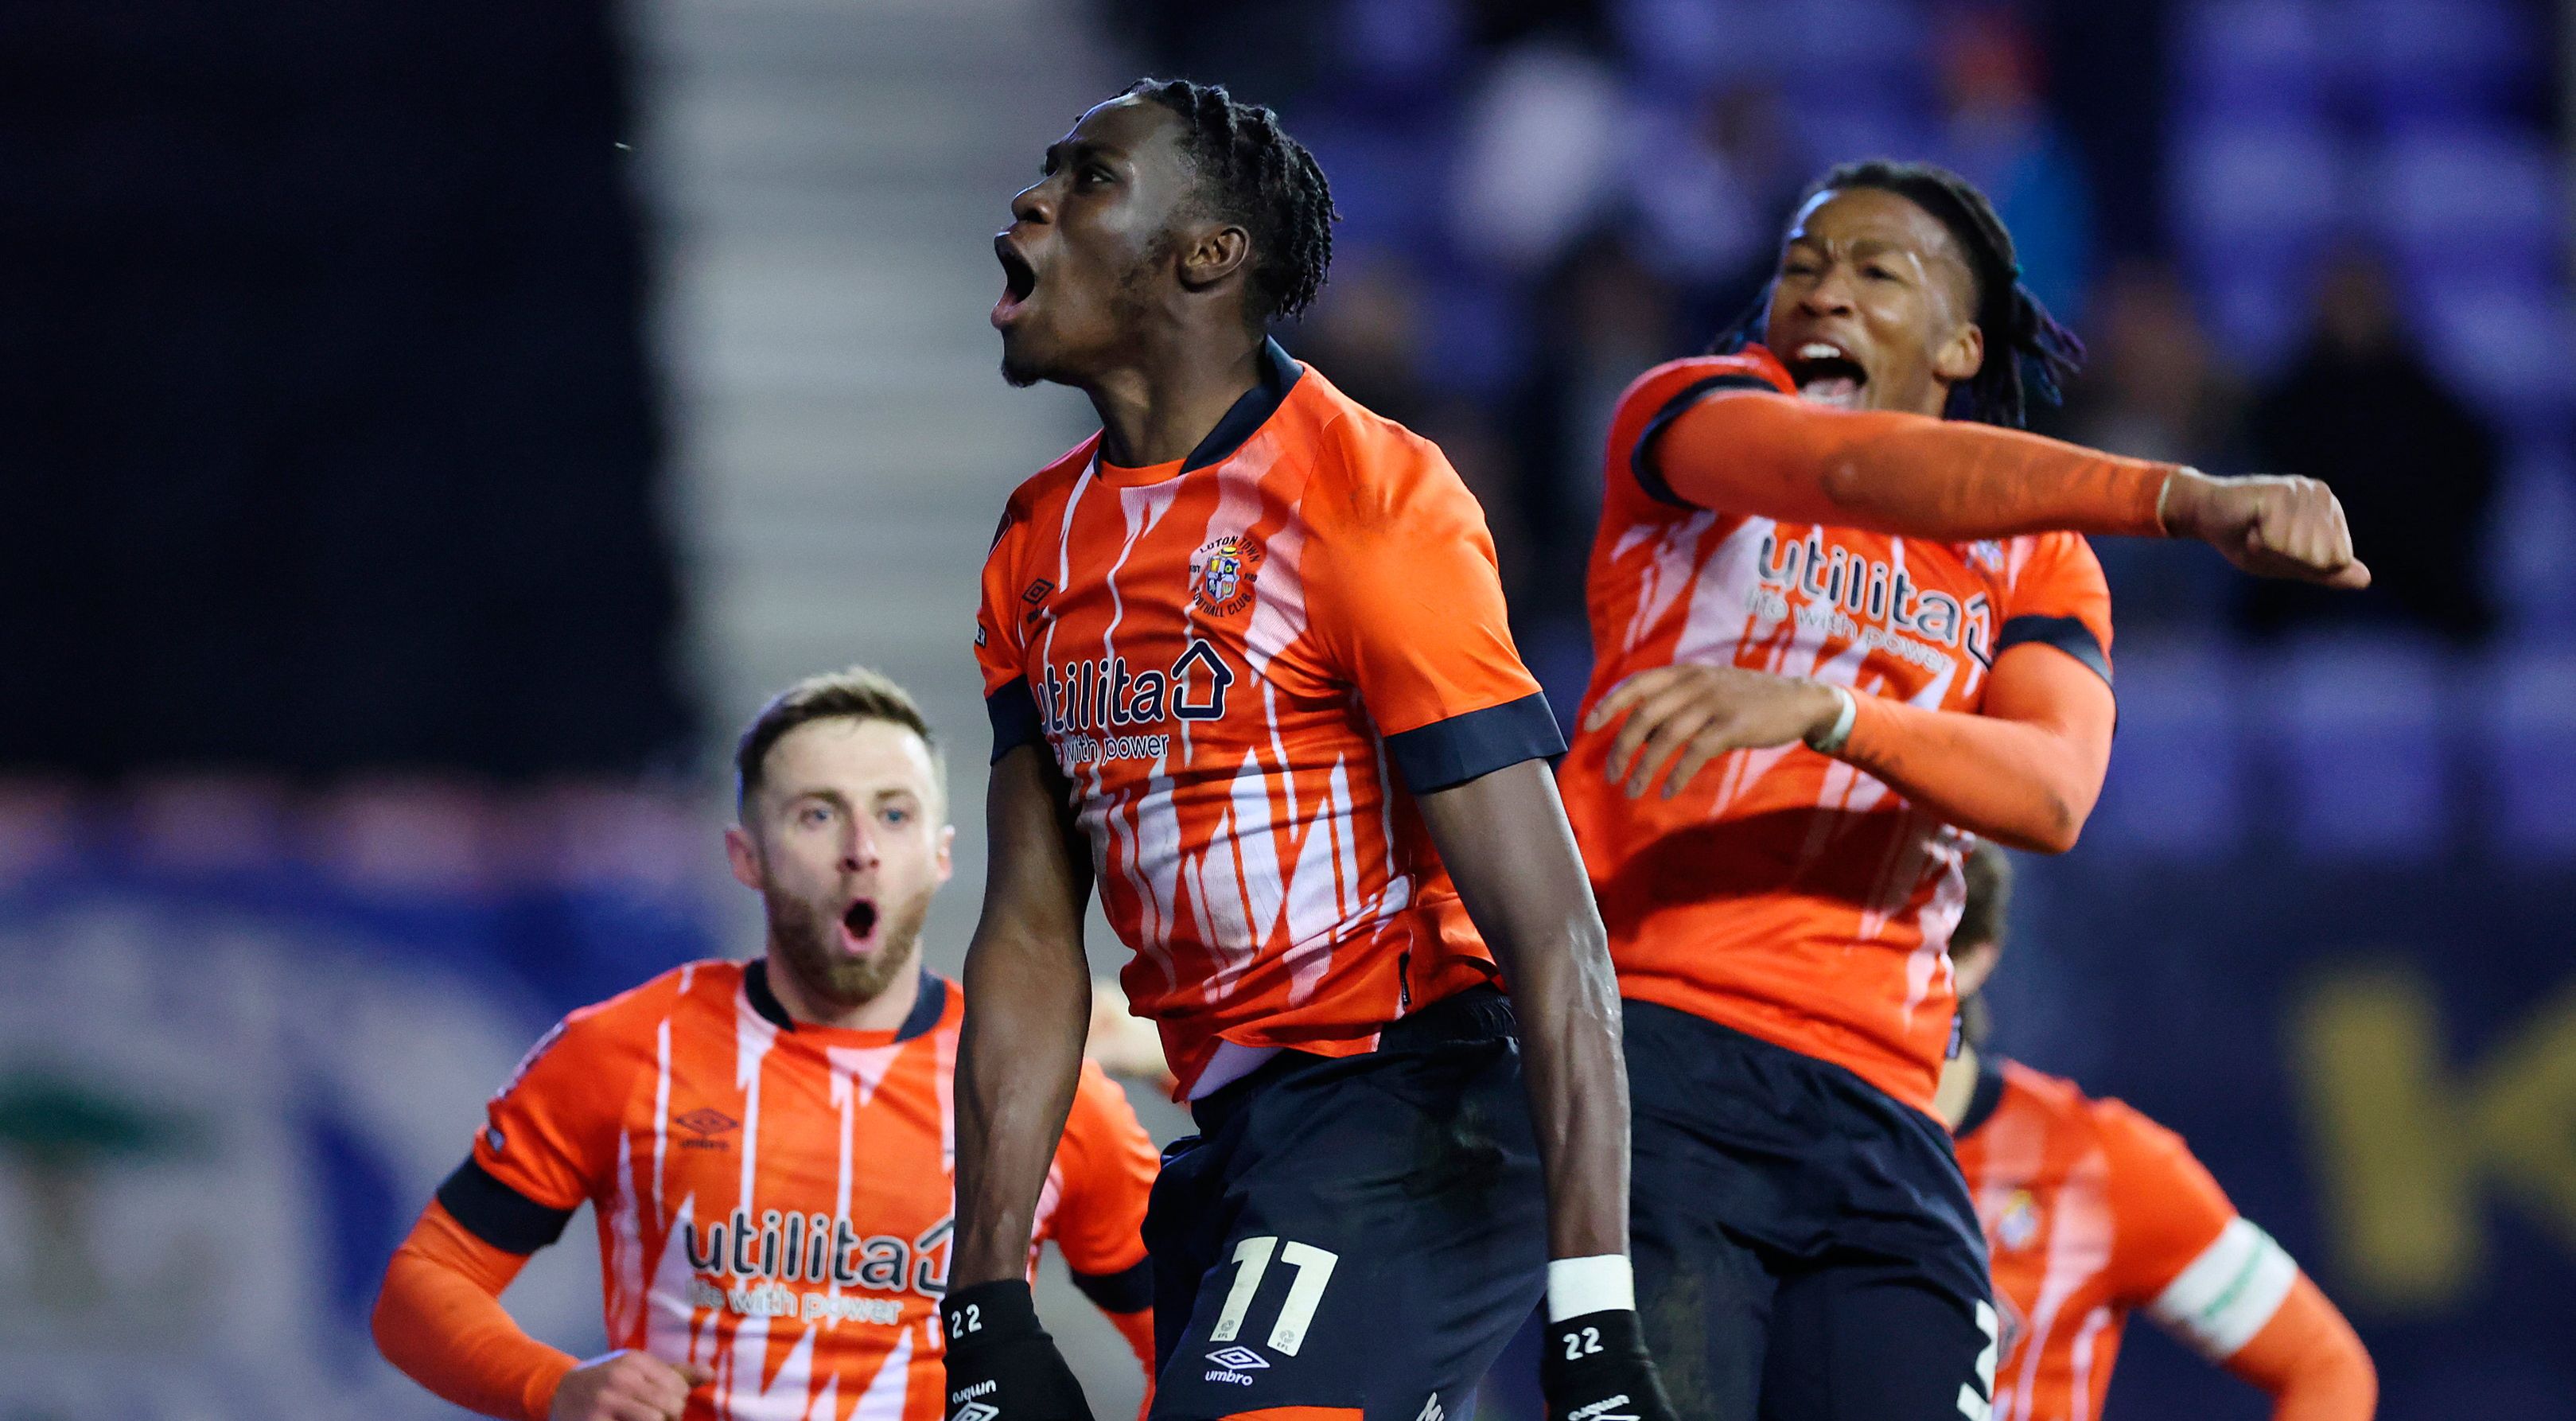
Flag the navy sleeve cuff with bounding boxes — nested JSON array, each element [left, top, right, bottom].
[[1068, 1256, 1154, 1315], [1386, 692, 1567, 794], [436, 1156, 575, 1256], [1631, 373, 1778, 508], [986, 678, 1045, 764], [1995, 614, 2112, 688]]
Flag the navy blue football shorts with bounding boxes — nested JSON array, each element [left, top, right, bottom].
[[1624, 999, 1998, 1421], [1144, 987, 1547, 1421]]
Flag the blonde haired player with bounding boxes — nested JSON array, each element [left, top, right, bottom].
[[372, 669, 1158, 1421]]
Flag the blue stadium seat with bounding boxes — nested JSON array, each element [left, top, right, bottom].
[[2485, 652, 2576, 861], [2086, 645, 2249, 858], [2271, 637, 2453, 859], [2370, 127, 2559, 286], [2176, 0, 2331, 117], [2348, 0, 2535, 117]]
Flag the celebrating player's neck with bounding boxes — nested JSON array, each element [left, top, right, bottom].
[[1934, 1041, 1982, 1131], [1084, 331, 1268, 468]]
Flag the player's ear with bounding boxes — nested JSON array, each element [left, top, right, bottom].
[[1177, 220, 1251, 295], [724, 824, 765, 893], [934, 823, 955, 884], [1932, 319, 1984, 387]]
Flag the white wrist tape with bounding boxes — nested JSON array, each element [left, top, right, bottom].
[[1547, 1255, 1634, 1322], [1807, 684, 1858, 757], [2147, 1217, 2298, 1361]]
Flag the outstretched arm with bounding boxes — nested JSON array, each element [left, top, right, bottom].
[[1650, 391, 2368, 587], [942, 743, 1103, 1421], [1417, 759, 1682, 1421], [951, 743, 1096, 1291], [1416, 758, 1628, 1264]]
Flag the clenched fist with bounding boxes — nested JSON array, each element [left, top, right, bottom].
[[551, 1350, 712, 1421], [2161, 470, 2371, 588]]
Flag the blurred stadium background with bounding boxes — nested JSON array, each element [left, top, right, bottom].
[[4, 0, 2572, 1416]]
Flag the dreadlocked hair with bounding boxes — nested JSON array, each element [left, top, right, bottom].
[[1127, 77, 1339, 327], [1716, 159, 2084, 429]]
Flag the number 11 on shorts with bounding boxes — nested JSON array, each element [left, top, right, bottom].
[[1208, 1236, 1340, 1355]]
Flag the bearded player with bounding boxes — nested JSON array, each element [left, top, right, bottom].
[[947, 80, 1675, 1421], [1561, 160, 2367, 1419], [1940, 844, 2377, 1421], [373, 670, 1158, 1421]]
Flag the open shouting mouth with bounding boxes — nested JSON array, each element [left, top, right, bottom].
[[993, 236, 1038, 329], [1786, 341, 1869, 410], [838, 897, 881, 956]]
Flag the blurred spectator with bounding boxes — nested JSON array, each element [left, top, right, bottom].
[[2240, 247, 2499, 645], [1621, 81, 1811, 316], [1449, 41, 1627, 274], [2050, 260, 2249, 637], [1935, 7, 2093, 322]]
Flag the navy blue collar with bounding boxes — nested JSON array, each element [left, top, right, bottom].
[[1172, 337, 1302, 473], [747, 960, 947, 1042]]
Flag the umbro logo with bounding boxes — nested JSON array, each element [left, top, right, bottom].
[[1021, 578, 1056, 623], [674, 1108, 739, 1137], [1207, 1347, 1267, 1371], [952, 1403, 1000, 1421]]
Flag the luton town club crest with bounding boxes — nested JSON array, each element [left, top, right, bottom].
[[1190, 535, 1263, 617]]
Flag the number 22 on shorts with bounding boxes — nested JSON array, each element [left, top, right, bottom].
[[1208, 1236, 1339, 1355]]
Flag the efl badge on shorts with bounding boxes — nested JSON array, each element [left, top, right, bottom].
[[1191, 535, 1263, 617]]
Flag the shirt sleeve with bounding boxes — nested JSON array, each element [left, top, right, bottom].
[[976, 495, 1046, 764], [1302, 420, 1563, 792], [372, 1201, 580, 1421], [2100, 1101, 2299, 1361], [446, 1012, 620, 1253], [1045, 1059, 1158, 1310], [1994, 532, 2116, 690]]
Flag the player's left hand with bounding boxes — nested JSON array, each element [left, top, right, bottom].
[[1540, 1310, 1683, 1421], [2160, 469, 2372, 589], [1587, 664, 1843, 799]]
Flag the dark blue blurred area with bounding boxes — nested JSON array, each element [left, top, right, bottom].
[[0, 0, 690, 780], [0, 781, 714, 1416]]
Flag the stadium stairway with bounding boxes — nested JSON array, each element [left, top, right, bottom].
[[633, 0, 1107, 882], [619, 3, 1159, 1411]]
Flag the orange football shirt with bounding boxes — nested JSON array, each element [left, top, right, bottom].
[[1561, 347, 2115, 1115], [974, 339, 1562, 1096], [1955, 1060, 2304, 1421], [456, 961, 1157, 1421]]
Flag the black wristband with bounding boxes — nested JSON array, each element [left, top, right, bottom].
[[1540, 1308, 1676, 1421], [941, 1278, 1045, 1353]]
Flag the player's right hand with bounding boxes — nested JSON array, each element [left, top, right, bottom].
[[1539, 1310, 1683, 1421], [941, 1279, 1097, 1421], [549, 1349, 711, 1421], [2162, 469, 2371, 589]]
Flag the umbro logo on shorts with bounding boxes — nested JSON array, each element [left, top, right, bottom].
[[1203, 1344, 1268, 1385], [951, 1403, 999, 1421]]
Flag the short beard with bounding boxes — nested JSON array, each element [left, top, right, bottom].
[[762, 885, 928, 1015]]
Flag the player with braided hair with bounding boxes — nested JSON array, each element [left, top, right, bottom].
[[1557, 159, 2372, 1419], [949, 79, 1681, 1421]]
